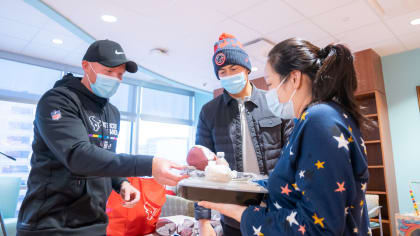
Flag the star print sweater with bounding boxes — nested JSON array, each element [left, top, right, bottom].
[[240, 102, 370, 236]]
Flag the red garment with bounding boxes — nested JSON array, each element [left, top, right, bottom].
[[106, 177, 166, 236], [165, 189, 176, 196]]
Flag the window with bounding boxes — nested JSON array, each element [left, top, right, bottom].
[[0, 101, 36, 212], [137, 120, 192, 164], [0, 59, 61, 96], [141, 87, 191, 121], [110, 83, 132, 112], [116, 120, 132, 154], [136, 86, 194, 163]]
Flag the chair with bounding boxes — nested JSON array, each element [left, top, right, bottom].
[[366, 194, 383, 236], [0, 176, 21, 236]]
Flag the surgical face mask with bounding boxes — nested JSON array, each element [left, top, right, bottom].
[[87, 63, 121, 98], [265, 77, 296, 119], [220, 71, 247, 95]]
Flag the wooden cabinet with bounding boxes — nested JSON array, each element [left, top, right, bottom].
[[354, 49, 398, 236], [356, 90, 398, 236], [354, 49, 386, 94]]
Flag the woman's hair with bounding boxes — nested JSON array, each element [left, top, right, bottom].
[[267, 37, 366, 127]]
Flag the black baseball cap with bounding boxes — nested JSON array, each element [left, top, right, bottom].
[[83, 39, 138, 73]]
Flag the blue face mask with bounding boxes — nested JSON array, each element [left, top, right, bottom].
[[265, 78, 296, 119], [87, 63, 121, 98], [220, 72, 247, 94]]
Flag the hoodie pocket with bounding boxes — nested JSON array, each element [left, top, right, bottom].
[[65, 194, 103, 228], [33, 178, 86, 229], [65, 177, 109, 228]]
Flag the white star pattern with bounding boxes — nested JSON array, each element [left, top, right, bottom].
[[361, 183, 367, 192], [274, 202, 282, 209], [286, 211, 299, 226], [343, 113, 348, 119], [253, 226, 263, 236], [360, 138, 367, 154], [334, 133, 349, 151], [299, 170, 305, 179], [345, 207, 349, 215]]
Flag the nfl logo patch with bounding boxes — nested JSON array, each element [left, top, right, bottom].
[[51, 110, 62, 121]]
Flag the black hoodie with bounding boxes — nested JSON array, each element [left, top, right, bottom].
[[17, 74, 154, 236]]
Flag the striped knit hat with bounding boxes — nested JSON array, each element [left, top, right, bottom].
[[212, 33, 252, 79]]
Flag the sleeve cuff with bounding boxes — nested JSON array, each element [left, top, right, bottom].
[[134, 155, 154, 177], [194, 202, 212, 220], [240, 207, 251, 236], [240, 206, 266, 236], [111, 177, 128, 193]]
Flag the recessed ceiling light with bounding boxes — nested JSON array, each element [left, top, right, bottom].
[[410, 18, 420, 25], [101, 14, 117, 23], [252, 67, 258, 72], [52, 38, 63, 45]]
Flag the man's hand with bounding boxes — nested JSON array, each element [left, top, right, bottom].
[[120, 181, 140, 208], [198, 201, 246, 222], [152, 157, 189, 186]]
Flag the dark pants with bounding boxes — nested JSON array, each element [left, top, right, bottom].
[[221, 220, 242, 236]]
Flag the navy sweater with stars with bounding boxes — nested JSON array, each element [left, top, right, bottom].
[[240, 103, 370, 236]]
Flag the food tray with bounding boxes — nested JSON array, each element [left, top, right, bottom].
[[178, 176, 267, 205]]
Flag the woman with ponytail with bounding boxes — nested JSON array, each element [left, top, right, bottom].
[[199, 38, 370, 235]]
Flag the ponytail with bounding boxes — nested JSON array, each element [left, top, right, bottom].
[[267, 38, 369, 128], [311, 44, 365, 127]]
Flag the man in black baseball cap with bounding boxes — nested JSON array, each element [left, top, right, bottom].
[[17, 39, 188, 236]]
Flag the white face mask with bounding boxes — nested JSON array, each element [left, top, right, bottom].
[[219, 72, 247, 94], [265, 77, 296, 119]]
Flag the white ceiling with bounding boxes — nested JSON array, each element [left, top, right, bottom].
[[1, 0, 420, 92]]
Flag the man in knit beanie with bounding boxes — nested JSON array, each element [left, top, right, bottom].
[[194, 33, 294, 235]]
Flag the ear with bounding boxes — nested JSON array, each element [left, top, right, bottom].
[[244, 70, 250, 80], [290, 70, 303, 89], [81, 60, 89, 72], [81, 60, 96, 83]]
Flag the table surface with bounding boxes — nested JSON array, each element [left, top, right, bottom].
[[179, 176, 268, 194]]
